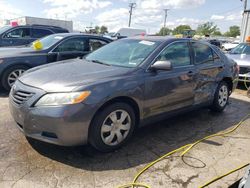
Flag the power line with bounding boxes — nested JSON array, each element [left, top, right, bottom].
[[128, 3, 136, 27]]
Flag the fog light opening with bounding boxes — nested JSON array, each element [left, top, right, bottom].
[[41, 132, 58, 139]]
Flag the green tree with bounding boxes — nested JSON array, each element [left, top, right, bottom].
[[173, 25, 191, 35], [100, 25, 108, 34], [196, 22, 218, 36], [224, 26, 240, 37], [157, 27, 172, 36], [213, 30, 222, 36], [95, 26, 100, 33]]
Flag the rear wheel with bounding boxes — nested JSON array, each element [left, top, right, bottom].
[[1, 65, 29, 91], [89, 102, 136, 152], [210, 81, 229, 112]]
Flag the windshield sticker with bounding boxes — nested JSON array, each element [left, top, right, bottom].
[[54, 36, 64, 40], [139, 40, 155, 46], [129, 62, 137, 65]]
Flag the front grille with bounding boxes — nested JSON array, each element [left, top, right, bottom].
[[239, 67, 250, 74], [11, 90, 34, 105]]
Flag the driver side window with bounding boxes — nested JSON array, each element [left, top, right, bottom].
[[156, 42, 191, 68], [4, 28, 31, 39], [53, 38, 86, 52]]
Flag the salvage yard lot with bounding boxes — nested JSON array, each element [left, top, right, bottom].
[[0, 88, 249, 188]]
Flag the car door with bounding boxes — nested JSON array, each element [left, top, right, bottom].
[[48, 37, 88, 62], [1, 27, 32, 46], [191, 42, 225, 104], [144, 41, 197, 118]]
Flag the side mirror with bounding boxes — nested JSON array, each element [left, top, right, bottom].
[[151, 60, 172, 71]]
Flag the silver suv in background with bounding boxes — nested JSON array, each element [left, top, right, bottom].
[[226, 43, 250, 87]]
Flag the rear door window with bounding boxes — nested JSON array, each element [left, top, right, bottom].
[[31, 28, 53, 38], [4, 28, 31, 39], [89, 39, 108, 52], [53, 37, 87, 52], [192, 42, 214, 64], [156, 42, 191, 68]]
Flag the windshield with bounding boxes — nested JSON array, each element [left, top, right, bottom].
[[231, 43, 250, 55], [86, 39, 160, 68], [0, 26, 11, 34], [31, 34, 65, 49]]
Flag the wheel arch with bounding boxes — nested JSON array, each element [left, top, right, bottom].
[[88, 96, 141, 140], [0, 63, 32, 79], [222, 77, 233, 94]]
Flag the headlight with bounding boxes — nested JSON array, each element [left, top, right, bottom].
[[35, 91, 91, 106]]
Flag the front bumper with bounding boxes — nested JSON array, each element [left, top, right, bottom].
[[9, 81, 95, 146], [238, 73, 250, 83]]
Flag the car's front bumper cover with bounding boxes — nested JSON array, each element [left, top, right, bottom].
[[9, 81, 94, 146]]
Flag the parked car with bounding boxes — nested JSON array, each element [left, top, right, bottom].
[[104, 28, 146, 40], [238, 165, 250, 188], [0, 25, 69, 47], [9, 37, 238, 152], [203, 39, 222, 48], [0, 33, 112, 90], [226, 43, 250, 87], [222, 40, 240, 51]]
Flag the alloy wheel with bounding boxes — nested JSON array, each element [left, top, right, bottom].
[[7, 69, 25, 87], [218, 85, 228, 107]]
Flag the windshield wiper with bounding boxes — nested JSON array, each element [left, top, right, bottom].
[[91, 60, 111, 66]]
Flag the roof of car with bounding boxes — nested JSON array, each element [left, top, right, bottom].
[[126, 36, 194, 42], [50, 32, 112, 39]]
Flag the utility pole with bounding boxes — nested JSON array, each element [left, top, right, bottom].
[[163, 9, 170, 35], [241, 0, 248, 11], [128, 3, 136, 27]]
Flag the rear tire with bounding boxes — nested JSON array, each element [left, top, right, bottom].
[[89, 102, 136, 152], [1, 65, 29, 91], [210, 81, 229, 112]]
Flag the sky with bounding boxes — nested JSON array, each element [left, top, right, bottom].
[[0, 0, 247, 34]]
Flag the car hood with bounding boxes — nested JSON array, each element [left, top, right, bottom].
[[19, 59, 132, 92], [226, 54, 250, 67], [0, 47, 36, 58]]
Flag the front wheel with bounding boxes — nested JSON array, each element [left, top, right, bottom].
[[1, 65, 29, 91], [210, 81, 229, 112], [89, 102, 136, 152]]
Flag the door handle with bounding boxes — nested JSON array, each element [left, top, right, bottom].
[[187, 71, 195, 77]]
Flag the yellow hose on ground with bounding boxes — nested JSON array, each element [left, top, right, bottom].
[[117, 114, 250, 188]]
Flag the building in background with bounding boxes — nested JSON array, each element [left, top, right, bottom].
[[8, 16, 73, 32]]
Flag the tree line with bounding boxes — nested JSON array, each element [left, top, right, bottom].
[[157, 22, 240, 38], [88, 22, 240, 38]]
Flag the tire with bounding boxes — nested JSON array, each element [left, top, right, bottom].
[[1, 65, 29, 91], [89, 102, 136, 152], [210, 81, 229, 112]]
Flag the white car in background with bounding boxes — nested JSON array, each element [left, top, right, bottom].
[[104, 28, 146, 40], [222, 40, 240, 51]]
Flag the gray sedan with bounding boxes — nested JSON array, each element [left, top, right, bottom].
[[9, 37, 238, 152], [226, 43, 250, 86]]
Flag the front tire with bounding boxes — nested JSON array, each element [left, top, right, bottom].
[[210, 81, 229, 112], [1, 65, 29, 91], [89, 102, 136, 152]]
